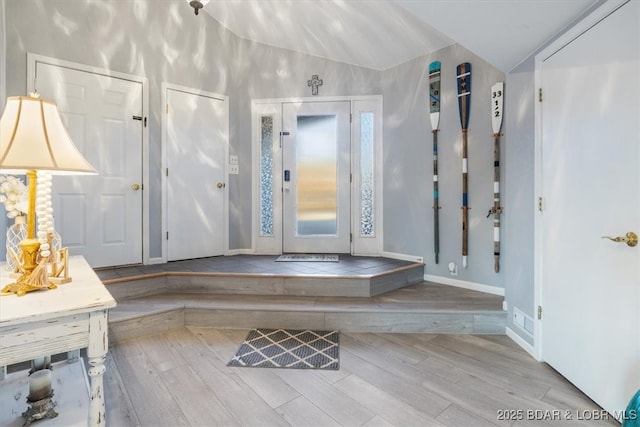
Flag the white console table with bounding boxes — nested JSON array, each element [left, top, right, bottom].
[[0, 256, 116, 426]]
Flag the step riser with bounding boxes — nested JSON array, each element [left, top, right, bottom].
[[105, 265, 424, 299], [109, 308, 505, 345], [110, 309, 184, 345]]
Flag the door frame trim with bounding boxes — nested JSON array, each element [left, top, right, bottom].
[[533, 0, 628, 361], [251, 95, 383, 255], [160, 82, 230, 262], [26, 53, 151, 265]]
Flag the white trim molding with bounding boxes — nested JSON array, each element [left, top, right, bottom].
[[251, 95, 384, 256], [506, 327, 538, 360], [381, 251, 423, 263], [424, 274, 505, 297]]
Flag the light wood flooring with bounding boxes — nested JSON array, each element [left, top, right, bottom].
[[105, 327, 615, 427]]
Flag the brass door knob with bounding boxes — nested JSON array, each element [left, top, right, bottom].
[[131, 184, 141, 191], [216, 182, 225, 189], [601, 231, 637, 247]]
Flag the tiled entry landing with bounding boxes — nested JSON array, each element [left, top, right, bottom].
[[97, 255, 424, 298], [96, 254, 418, 281]]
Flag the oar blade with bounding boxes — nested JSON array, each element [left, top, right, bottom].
[[491, 82, 504, 134], [429, 61, 441, 130], [456, 62, 471, 130]]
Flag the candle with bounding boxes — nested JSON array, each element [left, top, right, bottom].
[[31, 357, 46, 370], [28, 369, 52, 401], [31, 355, 51, 371]]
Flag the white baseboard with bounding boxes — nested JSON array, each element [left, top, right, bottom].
[[506, 327, 538, 360], [148, 257, 164, 265], [381, 251, 424, 263], [424, 274, 504, 296], [227, 249, 254, 256]]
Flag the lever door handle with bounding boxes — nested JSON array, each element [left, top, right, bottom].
[[601, 231, 637, 247]]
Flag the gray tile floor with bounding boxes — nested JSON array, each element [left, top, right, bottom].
[[94, 254, 419, 281]]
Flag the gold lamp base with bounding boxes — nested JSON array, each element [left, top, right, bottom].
[[1, 280, 57, 297]]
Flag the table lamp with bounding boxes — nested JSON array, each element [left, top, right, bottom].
[[0, 93, 96, 296]]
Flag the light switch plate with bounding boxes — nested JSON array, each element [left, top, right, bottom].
[[229, 164, 239, 175], [229, 155, 239, 165]]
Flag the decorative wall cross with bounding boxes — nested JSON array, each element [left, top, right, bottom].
[[307, 75, 323, 96]]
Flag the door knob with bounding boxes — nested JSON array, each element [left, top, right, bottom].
[[217, 182, 225, 189], [131, 184, 141, 191], [601, 231, 637, 247]]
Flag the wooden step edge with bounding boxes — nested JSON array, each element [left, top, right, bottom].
[[108, 294, 506, 316], [100, 262, 425, 286], [109, 302, 185, 323]]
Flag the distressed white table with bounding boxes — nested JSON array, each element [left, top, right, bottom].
[[0, 256, 116, 426]]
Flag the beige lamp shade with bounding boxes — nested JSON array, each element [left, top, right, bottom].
[[0, 95, 96, 174]]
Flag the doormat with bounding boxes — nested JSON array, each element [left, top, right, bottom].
[[276, 254, 339, 262], [227, 328, 339, 370]]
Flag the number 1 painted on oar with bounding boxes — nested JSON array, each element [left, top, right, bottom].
[[457, 62, 471, 269], [429, 61, 441, 264]]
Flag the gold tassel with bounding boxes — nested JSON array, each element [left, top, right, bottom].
[[28, 261, 52, 288]]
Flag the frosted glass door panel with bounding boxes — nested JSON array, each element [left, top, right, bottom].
[[282, 101, 351, 253], [296, 115, 338, 236]]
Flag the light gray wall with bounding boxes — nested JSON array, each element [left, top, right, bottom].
[[3, 0, 381, 256], [225, 39, 382, 249], [503, 57, 536, 345], [382, 44, 506, 288], [0, 0, 4, 102], [5, 0, 237, 259], [0, 0, 6, 253]]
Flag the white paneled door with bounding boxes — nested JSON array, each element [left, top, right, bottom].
[[539, 0, 639, 418], [282, 101, 351, 253], [166, 87, 227, 261], [35, 63, 143, 268]]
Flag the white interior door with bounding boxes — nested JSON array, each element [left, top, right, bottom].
[[539, 0, 639, 417], [166, 87, 227, 261], [282, 101, 351, 253], [35, 63, 143, 268]]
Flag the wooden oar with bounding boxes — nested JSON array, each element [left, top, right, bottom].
[[489, 82, 504, 272], [429, 61, 441, 264], [456, 63, 471, 268]]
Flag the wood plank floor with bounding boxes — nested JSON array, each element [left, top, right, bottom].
[[105, 328, 615, 427]]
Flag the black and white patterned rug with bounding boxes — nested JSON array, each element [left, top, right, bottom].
[[227, 328, 340, 370]]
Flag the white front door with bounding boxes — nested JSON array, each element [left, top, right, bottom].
[[166, 87, 227, 261], [539, 0, 639, 417], [35, 63, 143, 268], [282, 101, 351, 253]]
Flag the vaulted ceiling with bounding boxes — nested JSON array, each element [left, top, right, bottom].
[[201, 0, 599, 72]]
